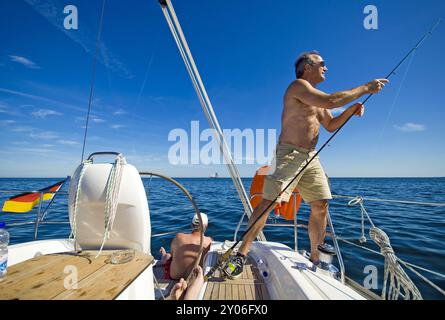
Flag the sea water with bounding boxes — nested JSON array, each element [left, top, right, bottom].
[[0, 177, 444, 299]]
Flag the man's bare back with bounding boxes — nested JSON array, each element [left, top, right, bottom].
[[280, 80, 323, 150], [170, 232, 212, 280]]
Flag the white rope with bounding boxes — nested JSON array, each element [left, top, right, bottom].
[[96, 154, 126, 258], [337, 237, 445, 278], [347, 196, 423, 299], [152, 267, 167, 300], [69, 159, 92, 249], [369, 227, 423, 300]]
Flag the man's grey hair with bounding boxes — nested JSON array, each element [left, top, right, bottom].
[[294, 50, 320, 79]]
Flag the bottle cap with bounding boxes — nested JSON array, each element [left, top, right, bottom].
[[0, 222, 5, 229]]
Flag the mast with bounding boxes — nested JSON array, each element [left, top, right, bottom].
[[158, 0, 266, 241]]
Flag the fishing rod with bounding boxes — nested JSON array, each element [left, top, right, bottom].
[[204, 18, 443, 281]]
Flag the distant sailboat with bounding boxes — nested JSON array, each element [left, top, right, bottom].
[[211, 172, 219, 179]]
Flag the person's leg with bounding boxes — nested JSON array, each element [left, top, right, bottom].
[[222, 199, 277, 279], [238, 199, 276, 256], [308, 199, 329, 263], [183, 266, 204, 300]]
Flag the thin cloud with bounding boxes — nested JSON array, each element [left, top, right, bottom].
[[11, 141, 30, 145], [24, 0, 134, 79], [0, 101, 23, 116], [110, 124, 125, 129], [0, 120, 16, 125], [9, 55, 41, 69], [9, 55, 40, 69], [31, 108, 63, 118], [113, 109, 126, 116], [0, 88, 85, 113], [30, 131, 59, 140], [76, 115, 105, 123], [11, 126, 34, 133], [394, 123, 426, 132], [57, 140, 80, 145], [92, 117, 106, 123]]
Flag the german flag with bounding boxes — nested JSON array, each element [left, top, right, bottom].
[[2, 180, 65, 213]]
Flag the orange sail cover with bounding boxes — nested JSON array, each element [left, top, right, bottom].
[[2, 180, 65, 213], [250, 166, 302, 221]]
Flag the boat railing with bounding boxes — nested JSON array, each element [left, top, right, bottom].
[[333, 194, 445, 299], [2, 187, 444, 299], [233, 192, 445, 298], [0, 189, 70, 240]]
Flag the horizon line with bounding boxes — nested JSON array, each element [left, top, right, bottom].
[[0, 176, 444, 179]]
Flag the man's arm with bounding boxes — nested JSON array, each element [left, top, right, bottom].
[[294, 78, 388, 109], [319, 103, 364, 133]]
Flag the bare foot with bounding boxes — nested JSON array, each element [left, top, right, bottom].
[[160, 247, 171, 265], [167, 278, 187, 300], [184, 266, 204, 300]]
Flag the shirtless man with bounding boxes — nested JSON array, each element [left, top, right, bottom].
[[223, 51, 388, 279], [160, 213, 213, 280]]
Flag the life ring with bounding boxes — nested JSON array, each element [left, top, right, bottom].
[[249, 166, 302, 221]]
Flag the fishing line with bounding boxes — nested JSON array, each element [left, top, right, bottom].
[[205, 18, 443, 280], [351, 52, 417, 203], [379, 51, 416, 139], [80, 0, 107, 162]]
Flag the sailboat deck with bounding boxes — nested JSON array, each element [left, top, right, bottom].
[[0, 250, 153, 300], [153, 251, 270, 300], [203, 252, 270, 300]]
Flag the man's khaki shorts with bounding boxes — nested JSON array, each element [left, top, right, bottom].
[[263, 143, 332, 204]]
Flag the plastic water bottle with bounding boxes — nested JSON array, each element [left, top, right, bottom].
[[0, 222, 10, 281]]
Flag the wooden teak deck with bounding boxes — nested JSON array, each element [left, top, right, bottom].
[[0, 250, 153, 300], [153, 251, 270, 300], [203, 252, 270, 300]]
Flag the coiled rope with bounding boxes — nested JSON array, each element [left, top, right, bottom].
[[347, 196, 423, 299], [69, 159, 92, 250], [369, 227, 422, 300], [96, 154, 126, 258]]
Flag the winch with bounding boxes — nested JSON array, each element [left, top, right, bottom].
[[316, 244, 340, 279]]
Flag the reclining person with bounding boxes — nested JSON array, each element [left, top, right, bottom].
[[160, 212, 213, 280]]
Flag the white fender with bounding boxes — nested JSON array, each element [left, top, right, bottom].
[[68, 161, 151, 253]]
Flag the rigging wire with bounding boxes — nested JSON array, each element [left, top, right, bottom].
[[80, 0, 107, 162], [159, 0, 265, 242]]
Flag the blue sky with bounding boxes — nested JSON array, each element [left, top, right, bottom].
[[0, 0, 444, 178]]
